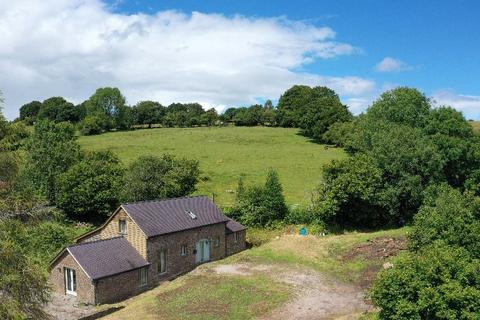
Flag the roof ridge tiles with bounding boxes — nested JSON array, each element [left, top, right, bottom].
[[121, 195, 209, 206], [67, 236, 124, 248]]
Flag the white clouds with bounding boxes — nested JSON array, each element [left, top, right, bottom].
[[432, 90, 480, 119], [0, 0, 375, 119], [375, 57, 412, 73]]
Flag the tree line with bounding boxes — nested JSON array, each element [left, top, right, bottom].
[[18, 85, 353, 142]]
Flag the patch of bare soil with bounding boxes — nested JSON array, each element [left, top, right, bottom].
[[207, 263, 371, 320], [342, 236, 407, 289]]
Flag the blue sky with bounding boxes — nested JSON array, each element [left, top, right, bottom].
[[1, 0, 479, 119]]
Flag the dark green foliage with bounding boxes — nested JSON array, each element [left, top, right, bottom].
[[132, 100, 165, 127], [24, 121, 81, 203], [234, 169, 288, 227], [0, 239, 50, 320], [221, 107, 238, 122], [85, 87, 131, 130], [122, 154, 200, 202], [200, 108, 219, 126], [19, 100, 41, 124], [276, 85, 352, 141], [79, 114, 107, 135], [276, 85, 313, 127], [423, 107, 480, 188], [314, 154, 385, 227], [225, 104, 276, 126], [316, 87, 480, 228], [56, 151, 124, 222], [316, 122, 445, 227], [263, 169, 288, 219], [300, 88, 352, 142], [366, 87, 431, 128], [0, 121, 30, 151], [322, 121, 355, 147], [163, 103, 205, 127], [371, 244, 480, 320], [424, 106, 474, 138], [409, 185, 480, 258], [38, 96, 79, 123]]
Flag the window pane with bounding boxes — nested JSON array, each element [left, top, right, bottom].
[[72, 269, 76, 291]]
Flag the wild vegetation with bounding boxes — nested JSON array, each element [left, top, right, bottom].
[[3, 85, 480, 319], [79, 126, 345, 206]]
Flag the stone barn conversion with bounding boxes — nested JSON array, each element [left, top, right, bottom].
[[49, 196, 247, 304]]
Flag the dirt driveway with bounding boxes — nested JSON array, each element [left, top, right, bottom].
[[205, 263, 372, 320]]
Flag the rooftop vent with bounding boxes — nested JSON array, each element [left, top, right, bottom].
[[186, 210, 197, 220]]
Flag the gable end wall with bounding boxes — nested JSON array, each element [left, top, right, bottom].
[[49, 252, 95, 304], [100, 208, 147, 258]]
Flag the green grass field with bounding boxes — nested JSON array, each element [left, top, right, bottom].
[[470, 120, 480, 134], [79, 126, 345, 206], [97, 227, 407, 320]]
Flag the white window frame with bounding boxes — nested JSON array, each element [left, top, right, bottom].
[[158, 249, 167, 274], [181, 245, 187, 256], [64, 267, 77, 296], [139, 267, 148, 287], [233, 232, 238, 243], [119, 219, 127, 235], [214, 237, 220, 247]]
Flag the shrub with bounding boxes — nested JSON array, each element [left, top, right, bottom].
[[235, 169, 288, 227], [371, 244, 480, 320], [409, 184, 480, 258], [122, 154, 200, 202], [79, 114, 106, 135], [57, 150, 124, 222]]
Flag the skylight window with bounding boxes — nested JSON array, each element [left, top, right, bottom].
[[186, 210, 197, 219]]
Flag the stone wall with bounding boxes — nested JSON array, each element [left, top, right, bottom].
[[100, 208, 148, 258], [225, 230, 247, 256], [146, 223, 226, 284], [94, 267, 149, 304], [49, 252, 95, 304]]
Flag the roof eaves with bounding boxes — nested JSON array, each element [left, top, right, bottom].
[[91, 262, 150, 281], [66, 247, 92, 279], [148, 219, 229, 238]]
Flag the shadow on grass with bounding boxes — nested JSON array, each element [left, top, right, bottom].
[[78, 306, 125, 320]]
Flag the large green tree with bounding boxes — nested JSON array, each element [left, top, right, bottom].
[[56, 151, 124, 222], [132, 100, 165, 128], [38, 97, 78, 123], [86, 87, 131, 130], [24, 121, 81, 203], [366, 87, 431, 128], [122, 154, 200, 202], [19, 100, 42, 124], [276, 85, 352, 141]]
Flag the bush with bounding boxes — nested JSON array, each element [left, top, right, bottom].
[[409, 184, 480, 258], [371, 244, 480, 320], [234, 169, 288, 227], [56, 151, 124, 222], [122, 154, 200, 202], [79, 114, 106, 135], [313, 154, 386, 228]]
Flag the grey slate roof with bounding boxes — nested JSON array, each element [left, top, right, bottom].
[[122, 196, 229, 238], [68, 237, 149, 280], [226, 218, 246, 234]]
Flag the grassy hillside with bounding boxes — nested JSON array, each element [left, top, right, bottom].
[[79, 126, 345, 206], [470, 120, 480, 134], [97, 227, 408, 320]]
